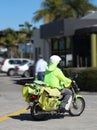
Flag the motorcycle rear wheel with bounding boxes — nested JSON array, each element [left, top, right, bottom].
[[30, 105, 46, 120], [69, 97, 85, 116]]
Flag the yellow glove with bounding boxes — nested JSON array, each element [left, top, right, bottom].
[[64, 82, 71, 88]]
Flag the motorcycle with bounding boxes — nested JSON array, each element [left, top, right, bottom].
[[23, 74, 85, 120]]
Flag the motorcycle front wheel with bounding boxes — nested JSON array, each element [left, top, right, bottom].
[[69, 97, 85, 116], [30, 104, 46, 120]]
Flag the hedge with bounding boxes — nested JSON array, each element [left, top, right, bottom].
[[63, 67, 97, 92]]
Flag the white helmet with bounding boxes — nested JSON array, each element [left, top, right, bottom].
[[50, 55, 61, 63]]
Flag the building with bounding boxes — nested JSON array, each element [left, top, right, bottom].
[[32, 29, 50, 62], [40, 11, 97, 68]]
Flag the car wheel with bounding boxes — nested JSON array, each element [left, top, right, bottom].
[[7, 69, 15, 76], [23, 70, 30, 77]]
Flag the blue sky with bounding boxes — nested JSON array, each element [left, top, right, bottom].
[[0, 0, 97, 31], [0, 0, 43, 30]]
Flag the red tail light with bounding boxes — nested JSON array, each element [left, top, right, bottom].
[[1, 59, 6, 65], [15, 66, 20, 71], [31, 95, 37, 99]]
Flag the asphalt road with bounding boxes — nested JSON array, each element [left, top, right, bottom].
[[0, 73, 97, 130]]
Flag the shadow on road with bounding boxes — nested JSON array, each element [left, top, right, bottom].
[[9, 113, 33, 121], [9, 113, 68, 121], [12, 77, 34, 85]]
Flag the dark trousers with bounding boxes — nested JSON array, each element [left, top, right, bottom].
[[37, 72, 45, 81]]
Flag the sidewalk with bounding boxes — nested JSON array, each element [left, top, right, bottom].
[[80, 91, 97, 95]]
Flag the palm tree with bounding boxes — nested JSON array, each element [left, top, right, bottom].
[[33, 0, 68, 23], [0, 28, 18, 46], [0, 28, 19, 57], [24, 22, 33, 40], [64, 0, 97, 18], [33, 0, 97, 23], [0, 23, 34, 58], [19, 22, 33, 42]]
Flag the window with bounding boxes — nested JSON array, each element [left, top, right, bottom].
[[53, 40, 58, 50], [22, 60, 29, 64], [59, 39, 65, 50], [9, 59, 29, 65], [51, 37, 72, 67], [9, 60, 21, 64], [66, 37, 71, 50]]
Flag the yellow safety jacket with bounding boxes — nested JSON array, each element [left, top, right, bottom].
[[44, 62, 72, 90]]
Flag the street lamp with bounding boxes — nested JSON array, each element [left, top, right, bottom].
[[19, 24, 32, 30], [19, 24, 25, 28]]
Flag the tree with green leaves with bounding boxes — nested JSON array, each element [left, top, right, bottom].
[[64, 0, 97, 18], [19, 21, 33, 42], [0, 21, 33, 57], [33, 0, 97, 23], [0, 28, 19, 49], [0, 28, 19, 57]]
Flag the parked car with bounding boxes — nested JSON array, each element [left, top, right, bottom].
[[0, 58, 31, 76], [0, 57, 4, 72], [15, 61, 34, 77], [27, 63, 35, 77]]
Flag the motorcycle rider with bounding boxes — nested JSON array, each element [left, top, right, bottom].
[[44, 55, 72, 112]]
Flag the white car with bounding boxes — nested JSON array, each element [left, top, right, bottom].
[[0, 58, 31, 76], [0, 57, 4, 71], [15, 61, 34, 77]]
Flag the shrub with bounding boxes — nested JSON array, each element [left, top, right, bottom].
[[63, 67, 97, 92]]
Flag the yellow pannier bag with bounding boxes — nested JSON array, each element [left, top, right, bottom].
[[38, 87, 61, 111], [22, 86, 28, 97], [22, 83, 40, 102]]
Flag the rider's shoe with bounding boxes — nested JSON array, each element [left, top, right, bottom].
[[59, 107, 66, 113], [57, 106, 65, 113]]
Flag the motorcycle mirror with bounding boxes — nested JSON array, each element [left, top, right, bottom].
[[75, 73, 78, 79]]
